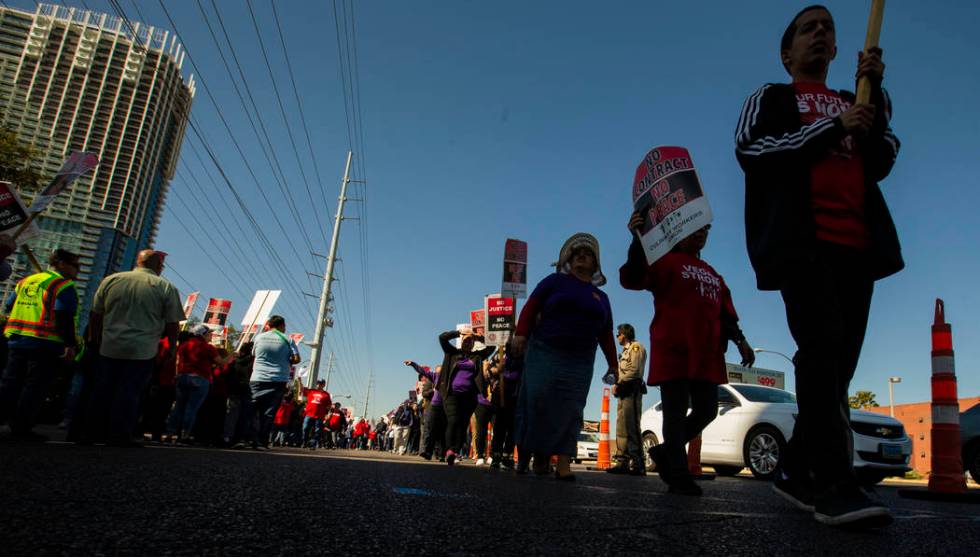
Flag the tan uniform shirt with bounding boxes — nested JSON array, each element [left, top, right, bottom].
[[91, 267, 184, 360], [618, 340, 647, 383]]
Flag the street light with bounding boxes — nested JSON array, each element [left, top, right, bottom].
[[888, 376, 902, 417], [753, 348, 794, 366]]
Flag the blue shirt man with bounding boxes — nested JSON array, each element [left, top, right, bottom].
[[246, 315, 300, 448]]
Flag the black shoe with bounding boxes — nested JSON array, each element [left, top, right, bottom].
[[647, 445, 672, 484], [814, 486, 892, 528], [446, 451, 456, 466], [606, 463, 630, 475], [501, 459, 515, 470], [773, 471, 815, 512], [667, 475, 702, 496], [420, 452, 432, 461], [9, 430, 49, 443], [628, 466, 647, 476]]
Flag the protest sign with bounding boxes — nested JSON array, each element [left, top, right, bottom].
[[0, 182, 39, 244], [470, 309, 486, 336], [239, 290, 281, 346], [485, 296, 515, 346], [631, 146, 712, 265], [203, 298, 232, 327], [501, 239, 527, 299], [182, 291, 199, 320], [289, 333, 305, 346], [27, 151, 99, 213]]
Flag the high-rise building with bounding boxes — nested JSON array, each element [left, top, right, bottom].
[[0, 3, 194, 321]]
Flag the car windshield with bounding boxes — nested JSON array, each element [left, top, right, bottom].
[[731, 384, 797, 404], [577, 432, 599, 442]]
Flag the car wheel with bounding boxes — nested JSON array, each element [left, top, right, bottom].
[[743, 425, 785, 480], [713, 465, 742, 477], [642, 432, 659, 472], [966, 441, 980, 484]]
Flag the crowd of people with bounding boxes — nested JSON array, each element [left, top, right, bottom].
[[0, 5, 901, 529]]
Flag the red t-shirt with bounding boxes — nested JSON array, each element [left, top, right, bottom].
[[328, 413, 343, 431], [793, 82, 869, 249], [623, 252, 737, 386], [302, 388, 332, 419], [274, 399, 295, 426], [177, 337, 219, 382], [156, 339, 177, 387]]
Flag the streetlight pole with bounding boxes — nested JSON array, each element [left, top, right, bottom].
[[753, 348, 794, 366], [888, 376, 902, 417]]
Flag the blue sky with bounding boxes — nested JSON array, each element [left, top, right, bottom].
[[20, 1, 978, 419]]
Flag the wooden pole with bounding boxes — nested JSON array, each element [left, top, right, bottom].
[[21, 245, 42, 272], [856, 0, 885, 105]]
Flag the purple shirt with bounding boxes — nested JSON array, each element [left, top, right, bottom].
[[411, 363, 442, 406], [502, 357, 523, 396], [528, 273, 612, 349], [451, 358, 478, 394]]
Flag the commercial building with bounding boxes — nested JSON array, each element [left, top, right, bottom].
[[0, 3, 194, 320]]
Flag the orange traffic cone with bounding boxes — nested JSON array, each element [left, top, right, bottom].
[[927, 299, 966, 494], [596, 387, 611, 470], [687, 435, 703, 476], [899, 299, 978, 502]]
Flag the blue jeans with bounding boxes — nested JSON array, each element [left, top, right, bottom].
[[249, 381, 286, 446], [303, 416, 323, 447], [167, 374, 211, 437], [0, 346, 62, 434], [84, 356, 154, 443]]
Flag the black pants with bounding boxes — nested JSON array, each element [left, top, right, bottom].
[[444, 393, 477, 456], [248, 381, 286, 446], [144, 384, 176, 441], [780, 243, 873, 492], [473, 404, 494, 459], [491, 396, 518, 462], [421, 403, 445, 456], [660, 379, 718, 477], [0, 347, 61, 434]]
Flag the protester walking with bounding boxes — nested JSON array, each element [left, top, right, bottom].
[[301, 379, 331, 449], [435, 328, 496, 466], [244, 316, 300, 449], [222, 342, 254, 446], [512, 233, 618, 480], [0, 249, 80, 441], [734, 5, 901, 528], [621, 214, 754, 495], [489, 340, 522, 470], [607, 324, 648, 476], [392, 400, 414, 455], [84, 250, 183, 446], [406, 361, 446, 461], [166, 325, 231, 444]]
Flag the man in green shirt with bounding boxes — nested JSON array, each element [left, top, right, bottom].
[[84, 250, 183, 446]]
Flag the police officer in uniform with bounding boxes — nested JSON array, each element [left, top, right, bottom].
[[0, 249, 80, 440], [607, 323, 647, 475]]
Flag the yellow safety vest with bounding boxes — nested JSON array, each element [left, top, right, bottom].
[[4, 270, 77, 343]]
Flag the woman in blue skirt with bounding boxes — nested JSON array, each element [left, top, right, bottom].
[[512, 233, 618, 480]]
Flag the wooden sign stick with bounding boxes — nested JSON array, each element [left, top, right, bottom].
[[856, 0, 885, 105]]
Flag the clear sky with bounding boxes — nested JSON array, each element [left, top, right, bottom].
[[19, 1, 978, 419]]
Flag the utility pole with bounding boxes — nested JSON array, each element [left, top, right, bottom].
[[323, 352, 334, 391], [362, 375, 373, 419], [307, 151, 353, 389]]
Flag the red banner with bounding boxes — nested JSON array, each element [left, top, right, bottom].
[[470, 309, 486, 336], [182, 291, 199, 319]]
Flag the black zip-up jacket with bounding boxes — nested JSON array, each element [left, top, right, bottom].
[[734, 81, 903, 290], [436, 330, 496, 403]]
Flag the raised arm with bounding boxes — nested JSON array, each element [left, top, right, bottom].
[[439, 330, 461, 355]]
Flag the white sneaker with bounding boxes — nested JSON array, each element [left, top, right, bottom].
[[475, 458, 485, 466], [487, 456, 494, 465]]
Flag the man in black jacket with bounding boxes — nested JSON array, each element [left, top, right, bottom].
[[734, 5, 902, 528]]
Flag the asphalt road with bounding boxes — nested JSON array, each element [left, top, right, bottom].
[[1, 437, 978, 556]]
